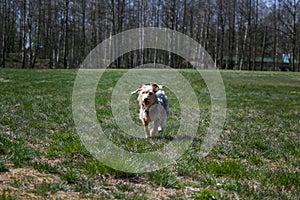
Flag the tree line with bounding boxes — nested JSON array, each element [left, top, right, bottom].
[[0, 0, 300, 71]]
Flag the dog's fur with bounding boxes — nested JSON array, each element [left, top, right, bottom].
[[132, 83, 169, 138]]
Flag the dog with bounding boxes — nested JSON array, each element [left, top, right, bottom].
[[131, 83, 169, 138]]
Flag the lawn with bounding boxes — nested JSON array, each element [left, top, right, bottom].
[[0, 69, 299, 199]]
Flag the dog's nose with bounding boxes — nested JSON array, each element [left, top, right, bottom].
[[144, 98, 149, 102]]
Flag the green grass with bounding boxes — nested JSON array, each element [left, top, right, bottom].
[[0, 159, 9, 173], [0, 194, 17, 200], [0, 69, 299, 199], [193, 189, 221, 200], [147, 168, 180, 188], [32, 182, 64, 197]]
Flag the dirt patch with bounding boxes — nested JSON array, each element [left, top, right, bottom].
[[0, 168, 82, 199], [0, 167, 204, 199]]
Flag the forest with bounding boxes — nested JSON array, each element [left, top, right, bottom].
[[0, 0, 300, 71]]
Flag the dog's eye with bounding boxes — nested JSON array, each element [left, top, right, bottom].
[[149, 92, 153, 95]]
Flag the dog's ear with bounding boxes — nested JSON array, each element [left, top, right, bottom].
[[151, 83, 162, 92], [131, 86, 143, 94]]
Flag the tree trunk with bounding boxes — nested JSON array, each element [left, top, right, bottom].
[[273, 1, 278, 71], [27, 2, 33, 68], [260, 26, 267, 71], [253, 0, 259, 70], [228, 0, 236, 70], [21, 0, 27, 69], [63, 0, 70, 69], [81, 0, 86, 66], [239, 25, 248, 71], [1, 0, 7, 68]]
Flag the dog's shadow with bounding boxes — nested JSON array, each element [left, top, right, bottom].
[[153, 134, 174, 141], [152, 134, 198, 142]]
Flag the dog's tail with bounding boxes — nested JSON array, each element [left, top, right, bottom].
[[156, 91, 169, 116]]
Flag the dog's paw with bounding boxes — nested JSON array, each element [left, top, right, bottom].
[[158, 126, 163, 132]]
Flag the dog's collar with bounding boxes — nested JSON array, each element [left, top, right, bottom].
[[143, 100, 158, 114], [145, 110, 150, 116]]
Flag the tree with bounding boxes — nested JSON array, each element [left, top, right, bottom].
[[0, 0, 298, 71], [20, 0, 27, 68], [1, 0, 8, 68], [278, 0, 300, 71]]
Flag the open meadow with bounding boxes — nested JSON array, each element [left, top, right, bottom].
[[0, 69, 299, 199]]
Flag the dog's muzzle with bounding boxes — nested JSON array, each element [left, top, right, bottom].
[[143, 98, 149, 105]]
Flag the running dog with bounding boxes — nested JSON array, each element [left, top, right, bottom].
[[131, 83, 169, 138]]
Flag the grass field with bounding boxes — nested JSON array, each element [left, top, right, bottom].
[[0, 69, 299, 199]]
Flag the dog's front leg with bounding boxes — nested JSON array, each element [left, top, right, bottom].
[[150, 120, 159, 137], [144, 125, 151, 138], [159, 112, 167, 132]]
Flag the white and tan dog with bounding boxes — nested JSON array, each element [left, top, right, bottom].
[[132, 83, 169, 138]]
